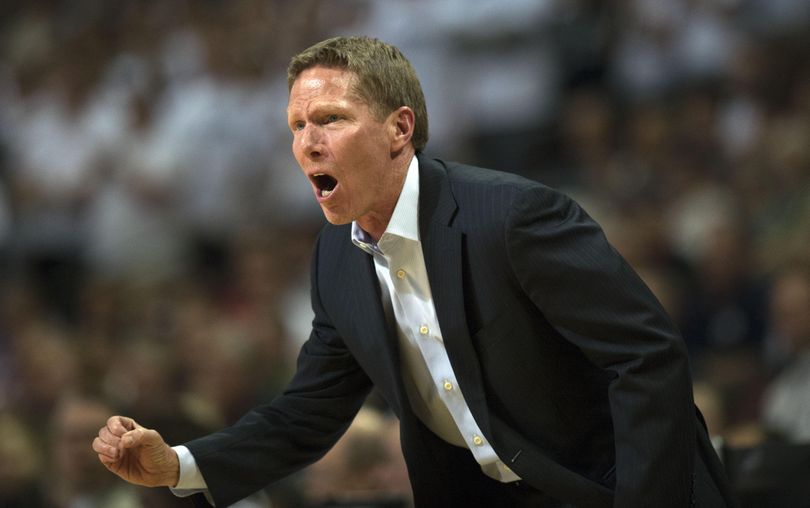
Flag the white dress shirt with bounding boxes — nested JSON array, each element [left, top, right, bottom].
[[172, 156, 517, 497], [350, 156, 518, 482]]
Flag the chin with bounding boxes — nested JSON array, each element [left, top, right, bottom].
[[321, 210, 352, 226]]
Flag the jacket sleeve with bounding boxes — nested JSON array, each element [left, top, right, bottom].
[[504, 185, 695, 508], [184, 233, 373, 507]]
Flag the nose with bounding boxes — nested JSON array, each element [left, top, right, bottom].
[[297, 124, 324, 160]]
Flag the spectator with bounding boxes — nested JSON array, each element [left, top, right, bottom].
[[47, 395, 143, 508], [761, 264, 810, 441], [303, 407, 412, 507], [0, 2, 807, 504], [0, 411, 45, 508]]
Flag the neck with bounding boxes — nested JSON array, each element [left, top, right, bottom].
[[357, 150, 415, 242]]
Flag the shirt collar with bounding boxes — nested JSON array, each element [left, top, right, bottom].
[[351, 155, 420, 253]]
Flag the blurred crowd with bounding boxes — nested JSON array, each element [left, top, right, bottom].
[[1, 0, 809, 507]]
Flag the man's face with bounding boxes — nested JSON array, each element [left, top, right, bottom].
[[288, 66, 397, 227]]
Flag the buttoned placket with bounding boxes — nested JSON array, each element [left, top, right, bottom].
[[350, 156, 518, 482], [377, 234, 517, 479]]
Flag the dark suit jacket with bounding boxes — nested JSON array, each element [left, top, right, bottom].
[[185, 155, 737, 508]]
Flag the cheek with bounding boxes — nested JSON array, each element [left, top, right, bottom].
[[290, 140, 302, 162]]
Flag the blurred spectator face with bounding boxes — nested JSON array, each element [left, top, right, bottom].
[[562, 88, 613, 163], [176, 315, 259, 427], [699, 221, 745, 295], [766, 118, 810, 189], [46, 395, 143, 508], [51, 397, 115, 493], [692, 382, 726, 438], [0, 412, 42, 502], [105, 341, 174, 416], [0, 283, 42, 335], [231, 230, 285, 306], [770, 269, 810, 352], [636, 266, 681, 320], [304, 409, 409, 504], [379, 418, 411, 501], [628, 102, 670, 160], [78, 279, 122, 336], [13, 327, 78, 416]]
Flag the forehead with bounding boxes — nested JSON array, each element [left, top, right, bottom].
[[287, 66, 361, 111]]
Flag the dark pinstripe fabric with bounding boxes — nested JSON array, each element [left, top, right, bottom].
[[185, 155, 736, 508]]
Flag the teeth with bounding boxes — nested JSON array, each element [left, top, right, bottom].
[[313, 173, 335, 198]]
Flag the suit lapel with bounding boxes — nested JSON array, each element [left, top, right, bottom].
[[418, 156, 492, 437], [336, 238, 407, 414]]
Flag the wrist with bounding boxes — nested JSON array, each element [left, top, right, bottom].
[[164, 447, 181, 487]]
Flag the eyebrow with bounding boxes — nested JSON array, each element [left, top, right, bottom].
[[289, 99, 351, 119]]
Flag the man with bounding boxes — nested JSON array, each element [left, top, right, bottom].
[[93, 36, 737, 508], [762, 263, 810, 441]]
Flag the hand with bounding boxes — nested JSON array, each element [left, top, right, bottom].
[[92, 415, 180, 488]]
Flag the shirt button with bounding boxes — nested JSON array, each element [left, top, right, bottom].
[[443, 380, 453, 391], [472, 435, 484, 446], [396, 269, 406, 279], [419, 325, 429, 335]]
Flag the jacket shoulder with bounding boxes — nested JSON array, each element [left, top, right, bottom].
[[436, 159, 569, 224]]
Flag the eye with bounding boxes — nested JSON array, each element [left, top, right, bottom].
[[323, 114, 340, 124], [292, 121, 305, 131]]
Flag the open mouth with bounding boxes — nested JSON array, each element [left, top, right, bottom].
[[313, 173, 338, 197]]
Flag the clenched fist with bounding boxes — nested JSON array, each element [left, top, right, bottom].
[[92, 415, 180, 488]]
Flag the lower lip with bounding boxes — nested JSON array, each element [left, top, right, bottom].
[[315, 184, 339, 203]]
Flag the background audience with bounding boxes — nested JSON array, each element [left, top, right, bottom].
[[1, 1, 809, 506]]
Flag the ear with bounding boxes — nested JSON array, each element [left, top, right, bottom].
[[388, 106, 415, 153]]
